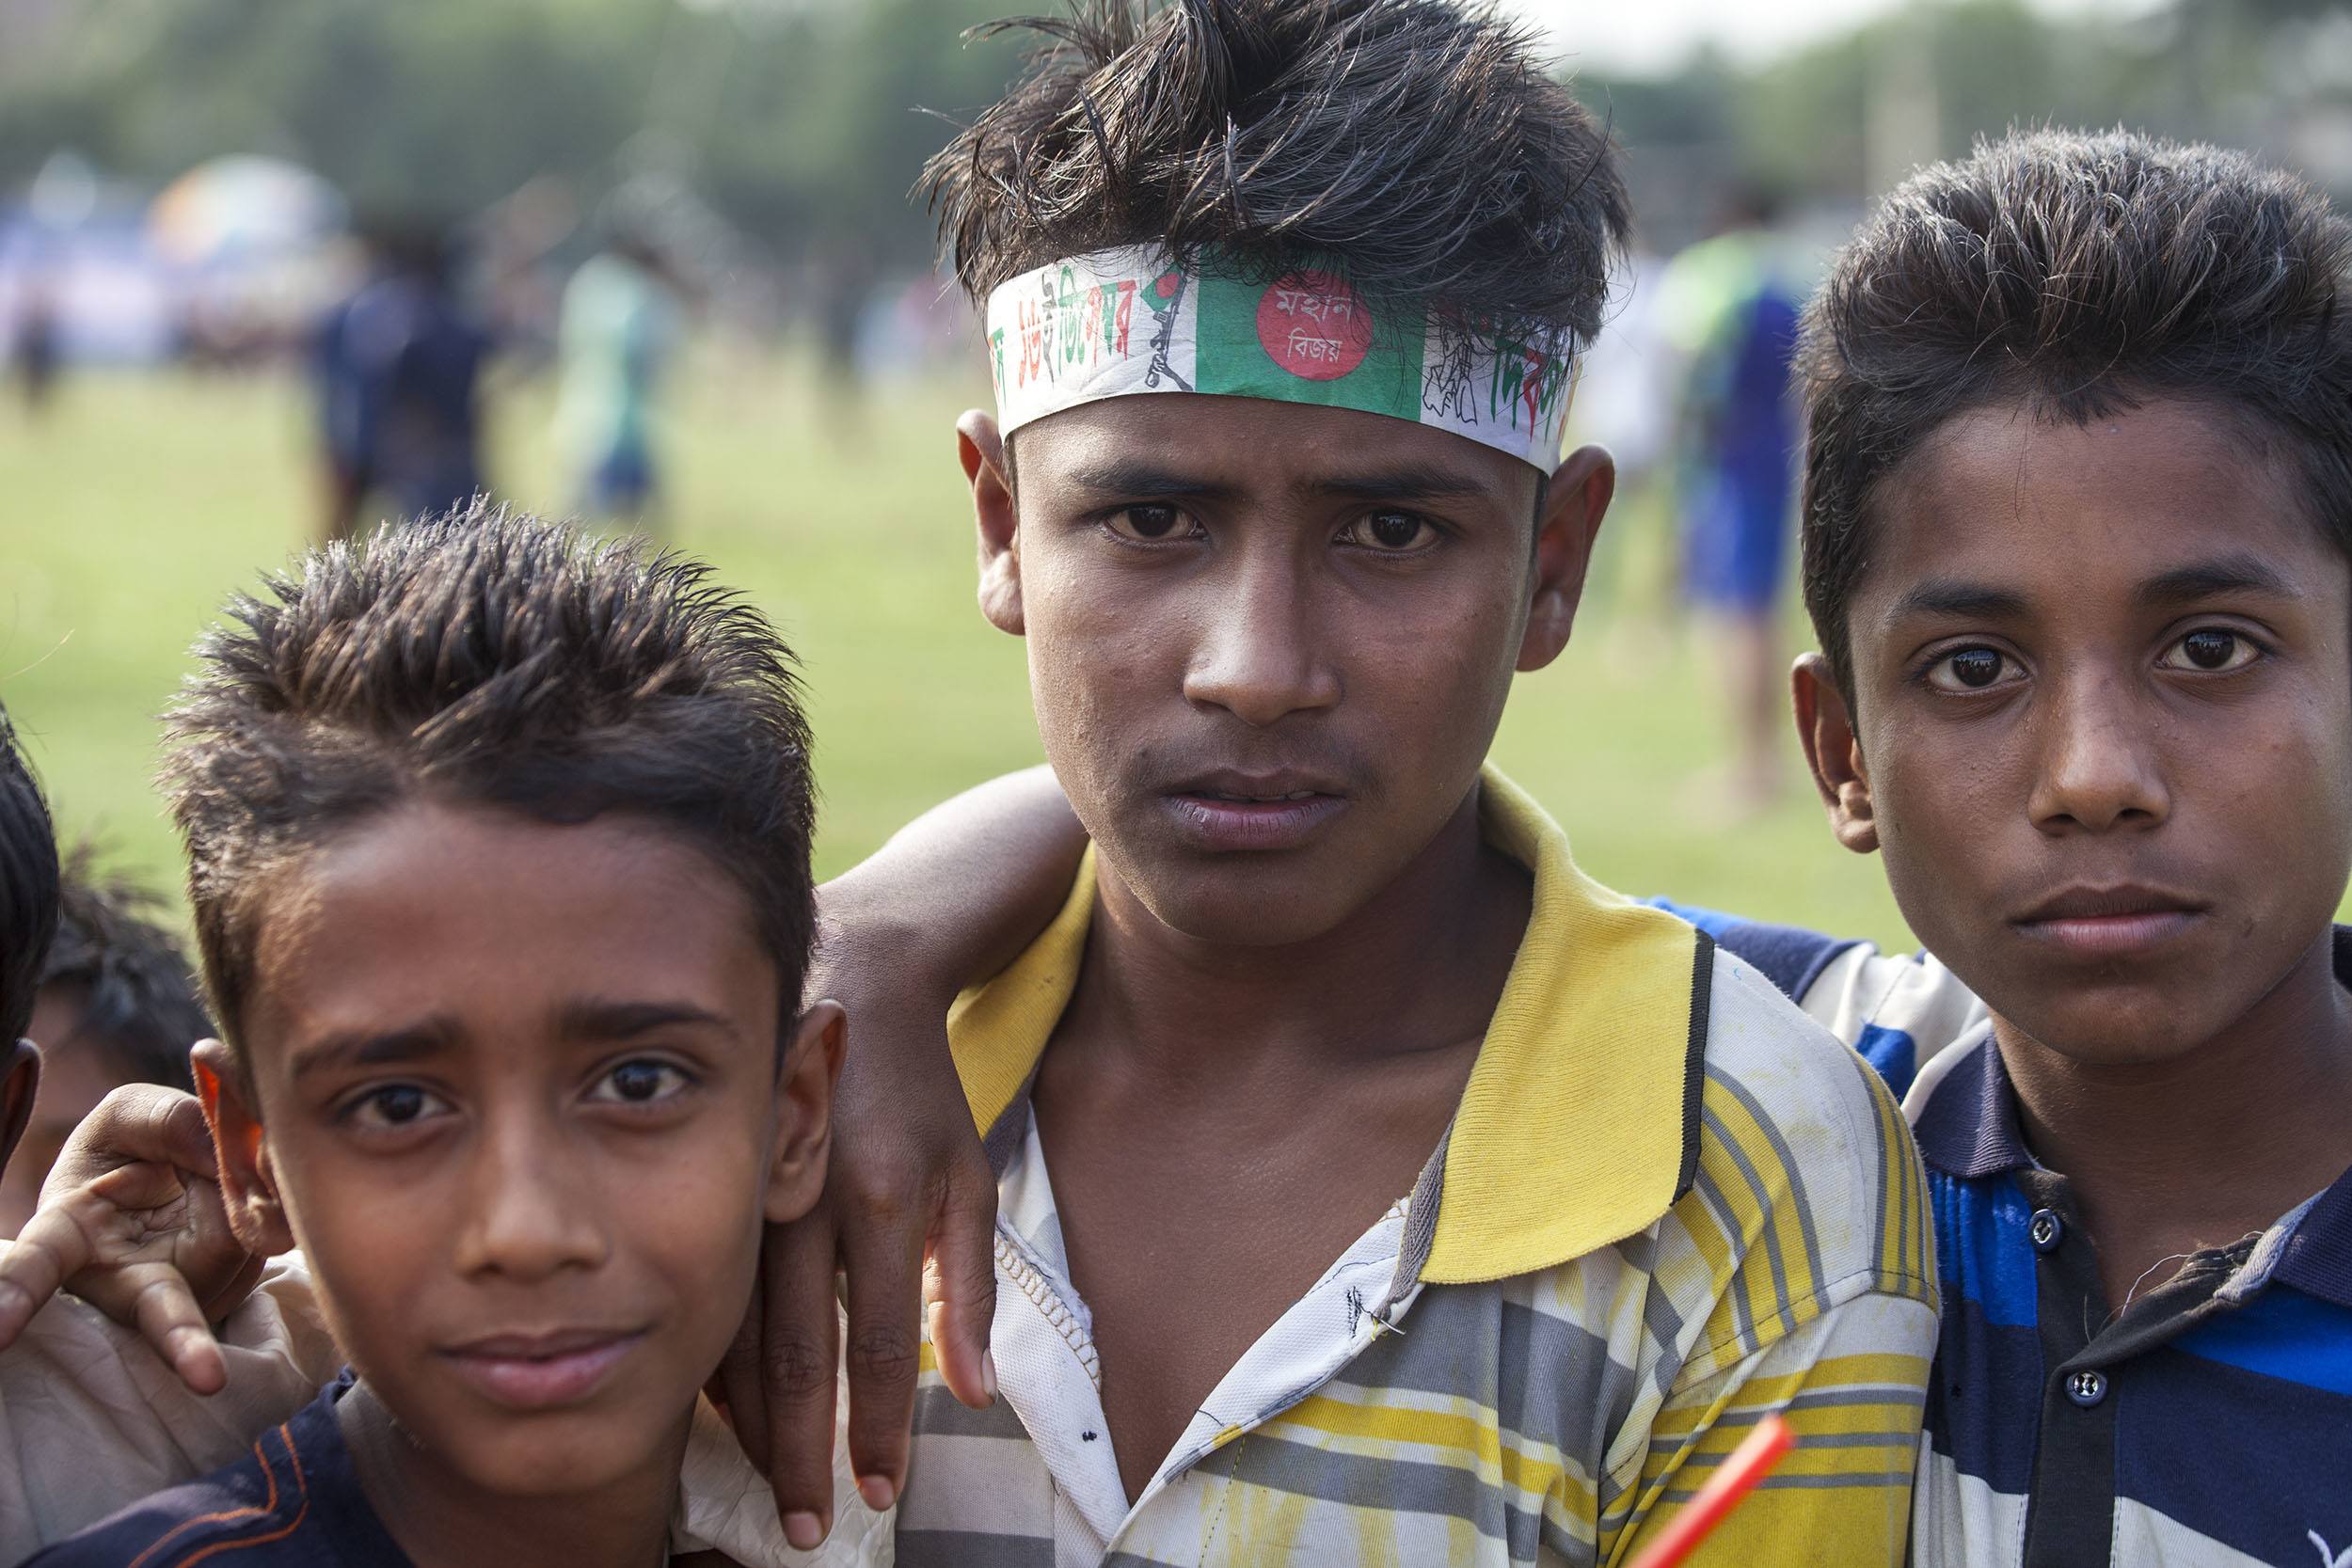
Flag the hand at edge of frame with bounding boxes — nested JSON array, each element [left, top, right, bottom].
[[0, 1079, 264, 1393]]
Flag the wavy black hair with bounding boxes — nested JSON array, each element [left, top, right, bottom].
[[164, 502, 818, 1053], [0, 705, 58, 1047], [37, 850, 211, 1092], [923, 0, 1629, 350], [1800, 129, 2352, 698]]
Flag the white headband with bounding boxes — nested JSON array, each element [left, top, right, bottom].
[[983, 247, 1577, 470]]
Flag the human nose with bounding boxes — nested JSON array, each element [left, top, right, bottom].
[[2026, 665, 2169, 834], [451, 1107, 609, 1282], [1179, 546, 1342, 726]]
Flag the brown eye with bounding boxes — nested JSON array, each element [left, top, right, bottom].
[[373, 1085, 427, 1122], [587, 1059, 692, 1106], [611, 1062, 666, 1101], [1105, 505, 1193, 543], [2159, 628, 2258, 673], [344, 1083, 453, 1132], [1925, 646, 2018, 692], [1347, 511, 1438, 551]]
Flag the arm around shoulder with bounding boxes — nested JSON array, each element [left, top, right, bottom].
[[815, 764, 1084, 1003]]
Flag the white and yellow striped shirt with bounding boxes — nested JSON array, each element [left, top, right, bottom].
[[898, 771, 1938, 1567]]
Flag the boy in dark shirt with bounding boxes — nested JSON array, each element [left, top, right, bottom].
[[33, 507, 843, 1567], [1780, 129, 2352, 1568]]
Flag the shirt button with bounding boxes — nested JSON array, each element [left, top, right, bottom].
[[2065, 1370, 2107, 1407], [2028, 1209, 2065, 1252]]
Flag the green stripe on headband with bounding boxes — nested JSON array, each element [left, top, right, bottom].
[[985, 247, 1577, 470]]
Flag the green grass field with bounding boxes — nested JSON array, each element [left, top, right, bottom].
[[0, 356, 1915, 951]]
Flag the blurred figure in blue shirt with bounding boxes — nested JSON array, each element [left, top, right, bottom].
[[1660, 185, 1803, 814], [313, 224, 489, 542]]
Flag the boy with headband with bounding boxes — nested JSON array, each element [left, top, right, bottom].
[[873, 4, 1933, 1563]]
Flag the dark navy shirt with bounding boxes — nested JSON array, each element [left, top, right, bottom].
[[1911, 1028, 2352, 1567], [1655, 903, 2352, 1567], [30, 1371, 409, 1568]]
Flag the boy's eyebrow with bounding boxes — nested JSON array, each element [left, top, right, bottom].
[[1064, 461, 1241, 501], [284, 1001, 736, 1080], [2137, 553, 2301, 608], [1062, 460, 1502, 507], [555, 998, 739, 1042], [290, 1021, 457, 1082], [1303, 467, 1503, 504], [1882, 578, 2032, 624]]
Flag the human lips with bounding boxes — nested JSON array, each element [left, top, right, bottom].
[[437, 1326, 648, 1411], [2009, 884, 2210, 958], [1159, 768, 1351, 851]]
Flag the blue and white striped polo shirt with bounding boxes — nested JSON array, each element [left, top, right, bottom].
[[1651, 904, 2352, 1568]]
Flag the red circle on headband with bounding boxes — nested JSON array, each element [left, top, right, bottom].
[[1256, 272, 1372, 380]]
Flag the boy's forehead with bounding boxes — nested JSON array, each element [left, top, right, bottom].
[[1855, 398, 2330, 626], [1014, 394, 1540, 512], [238, 802, 777, 1067]]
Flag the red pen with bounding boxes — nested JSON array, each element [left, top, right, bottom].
[[1625, 1413, 1797, 1568]]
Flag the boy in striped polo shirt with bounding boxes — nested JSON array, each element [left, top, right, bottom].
[[841, 4, 1938, 1563]]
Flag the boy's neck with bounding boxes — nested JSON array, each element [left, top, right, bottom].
[[1074, 784, 1533, 1079], [1996, 926, 2352, 1303], [338, 1379, 685, 1568]]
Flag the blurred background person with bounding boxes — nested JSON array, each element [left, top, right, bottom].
[[311, 221, 489, 541], [807, 231, 877, 446], [9, 279, 60, 416], [555, 223, 684, 528], [0, 851, 207, 1238], [1658, 183, 1803, 816]]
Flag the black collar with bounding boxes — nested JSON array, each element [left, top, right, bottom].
[[1912, 1030, 2031, 1180]]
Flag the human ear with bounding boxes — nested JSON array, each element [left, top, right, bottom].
[[957, 410, 1024, 637], [1792, 654, 1881, 854], [0, 1040, 38, 1177], [763, 1000, 846, 1226], [191, 1039, 295, 1256], [1517, 444, 1616, 673]]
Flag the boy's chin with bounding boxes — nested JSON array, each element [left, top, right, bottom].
[[441, 1405, 696, 1498], [1994, 991, 2222, 1071]]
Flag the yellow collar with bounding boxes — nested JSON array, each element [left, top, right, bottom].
[[946, 767, 1708, 1284]]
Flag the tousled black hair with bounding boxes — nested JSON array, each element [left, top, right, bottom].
[[0, 705, 59, 1046], [1800, 129, 2352, 698], [923, 0, 1630, 351], [37, 850, 210, 1092], [163, 503, 818, 1053]]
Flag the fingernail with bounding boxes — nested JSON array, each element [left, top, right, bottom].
[[982, 1350, 998, 1402], [783, 1512, 826, 1549], [857, 1473, 896, 1512]]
